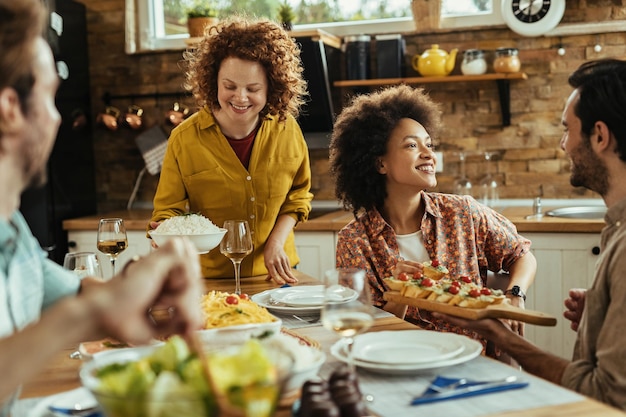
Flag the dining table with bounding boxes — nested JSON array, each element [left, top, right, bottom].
[[16, 271, 626, 417]]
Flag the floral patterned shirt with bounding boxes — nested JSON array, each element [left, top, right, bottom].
[[336, 192, 531, 342]]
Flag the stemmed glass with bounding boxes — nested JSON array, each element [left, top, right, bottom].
[[479, 151, 500, 208], [63, 252, 104, 280], [453, 151, 473, 196], [97, 218, 128, 278], [321, 268, 374, 371], [220, 220, 253, 295]]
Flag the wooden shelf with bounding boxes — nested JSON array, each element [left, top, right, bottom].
[[333, 72, 527, 87], [333, 73, 528, 126]]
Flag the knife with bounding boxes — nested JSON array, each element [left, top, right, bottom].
[[410, 379, 529, 405]]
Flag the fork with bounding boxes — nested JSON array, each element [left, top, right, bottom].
[[292, 314, 320, 324]]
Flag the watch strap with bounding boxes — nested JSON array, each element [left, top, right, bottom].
[[504, 285, 526, 301]]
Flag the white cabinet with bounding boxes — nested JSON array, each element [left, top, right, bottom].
[[294, 231, 336, 280], [67, 230, 152, 279], [523, 232, 601, 359]]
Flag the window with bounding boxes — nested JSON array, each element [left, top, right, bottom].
[[126, 0, 503, 54]]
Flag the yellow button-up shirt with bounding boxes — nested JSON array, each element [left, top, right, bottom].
[[151, 108, 313, 278]]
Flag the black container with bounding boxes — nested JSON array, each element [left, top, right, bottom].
[[344, 35, 371, 80], [375, 34, 405, 78]]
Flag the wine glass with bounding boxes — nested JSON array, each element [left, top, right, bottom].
[[63, 252, 104, 280], [97, 218, 128, 278], [453, 151, 473, 196], [321, 268, 375, 371], [220, 220, 253, 295], [479, 151, 500, 208]]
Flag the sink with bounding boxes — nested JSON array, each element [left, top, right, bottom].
[[545, 206, 606, 219]]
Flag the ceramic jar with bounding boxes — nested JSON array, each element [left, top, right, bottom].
[[494, 47, 521, 73], [461, 49, 487, 75]]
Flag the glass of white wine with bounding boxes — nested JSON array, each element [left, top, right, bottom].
[[220, 220, 253, 295], [97, 218, 128, 278], [321, 268, 374, 370]]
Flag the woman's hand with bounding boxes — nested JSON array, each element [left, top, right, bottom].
[[263, 239, 298, 285], [504, 295, 525, 336], [392, 259, 424, 278], [149, 221, 161, 249], [563, 288, 586, 331]]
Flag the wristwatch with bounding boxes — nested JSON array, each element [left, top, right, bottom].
[[505, 285, 526, 301]]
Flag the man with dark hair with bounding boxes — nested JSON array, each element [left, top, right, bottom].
[[0, 1, 203, 414], [440, 59, 626, 410]]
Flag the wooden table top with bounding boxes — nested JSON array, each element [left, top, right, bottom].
[[20, 271, 623, 417]]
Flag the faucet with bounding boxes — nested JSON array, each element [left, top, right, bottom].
[[533, 185, 543, 216], [526, 185, 544, 219]]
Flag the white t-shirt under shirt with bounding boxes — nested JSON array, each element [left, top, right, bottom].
[[396, 230, 429, 263]]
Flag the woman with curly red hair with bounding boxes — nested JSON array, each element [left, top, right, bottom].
[[150, 16, 313, 284]]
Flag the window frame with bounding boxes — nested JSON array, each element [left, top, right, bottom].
[[125, 0, 504, 54]]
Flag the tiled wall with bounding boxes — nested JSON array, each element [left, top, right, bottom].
[[77, 0, 625, 211]]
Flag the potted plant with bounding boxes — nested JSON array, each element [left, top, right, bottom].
[[187, 1, 218, 38], [277, 0, 296, 31]]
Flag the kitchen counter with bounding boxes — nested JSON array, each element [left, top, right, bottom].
[[63, 204, 605, 234]]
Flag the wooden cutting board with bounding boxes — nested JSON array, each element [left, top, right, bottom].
[[383, 291, 557, 326]]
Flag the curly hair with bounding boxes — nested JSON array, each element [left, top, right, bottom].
[[329, 84, 442, 213], [568, 59, 626, 163], [183, 15, 307, 123]]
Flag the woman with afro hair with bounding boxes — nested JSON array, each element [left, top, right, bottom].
[[150, 16, 313, 284], [330, 85, 536, 358]]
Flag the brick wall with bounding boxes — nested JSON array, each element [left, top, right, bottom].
[[77, 0, 625, 210]]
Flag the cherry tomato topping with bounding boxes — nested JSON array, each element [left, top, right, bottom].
[[398, 272, 409, 281], [225, 295, 239, 305], [451, 280, 461, 287], [413, 271, 423, 280], [431, 259, 440, 267], [239, 293, 250, 300], [469, 288, 481, 298], [447, 285, 460, 295], [421, 278, 433, 287], [480, 287, 492, 295], [460, 275, 472, 283]]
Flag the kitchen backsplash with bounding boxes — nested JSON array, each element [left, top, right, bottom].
[[76, 0, 621, 212]]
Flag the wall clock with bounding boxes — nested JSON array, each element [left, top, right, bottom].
[[501, 0, 566, 37]]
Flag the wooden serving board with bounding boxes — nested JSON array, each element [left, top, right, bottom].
[[383, 291, 557, 326]]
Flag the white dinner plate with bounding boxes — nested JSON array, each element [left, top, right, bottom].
[[351, 331, 465, 365], [269, 285, 357, 307], [330, 330, 482, 375], [251, 289, 323, 315], [28, 387, 99, 417]]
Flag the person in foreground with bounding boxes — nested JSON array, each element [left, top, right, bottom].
[[438, 58, 626, 410], [0, 1, 203, 413], [329, 84, 536, 356], [150, 16, 313, 284]]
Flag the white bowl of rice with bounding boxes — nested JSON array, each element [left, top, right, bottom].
[[149, 214, 227, 254]]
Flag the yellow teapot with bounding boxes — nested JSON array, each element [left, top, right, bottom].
[[412, 44, 458, 77]]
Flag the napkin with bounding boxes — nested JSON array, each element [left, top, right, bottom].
[[411, 375, 529, 405]]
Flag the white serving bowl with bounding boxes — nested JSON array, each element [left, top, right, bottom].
[[196, 319, 283, 349], [148, 228, 227, 254]]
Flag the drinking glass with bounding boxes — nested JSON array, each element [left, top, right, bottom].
[[97, 218, 128, 278], [220, 220, 253, 295], [321, 268, 374, 371], [63, 252, 104, 279], [453, 151, 473, 196], [479, 151, 499, 208]]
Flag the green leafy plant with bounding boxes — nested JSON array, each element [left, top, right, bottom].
[[186, 1, 218, 18], [277, 0, 296, 30]]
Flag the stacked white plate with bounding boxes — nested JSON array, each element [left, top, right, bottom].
[[251, 285, 356, 315], [330, 330, 482, 375]]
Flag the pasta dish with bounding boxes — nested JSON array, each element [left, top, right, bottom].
[[201, 291, 277, 328]]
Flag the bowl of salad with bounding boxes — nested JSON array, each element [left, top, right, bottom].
[[80, 336, 290, 417]]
